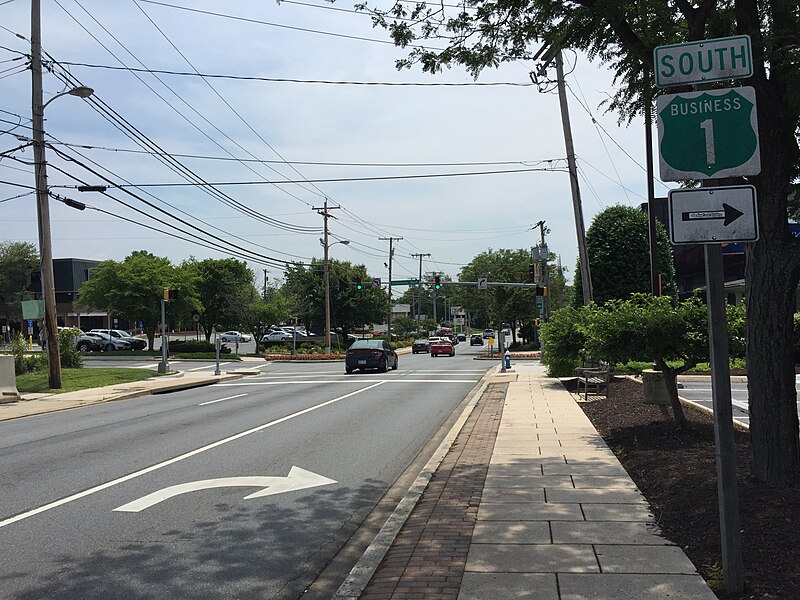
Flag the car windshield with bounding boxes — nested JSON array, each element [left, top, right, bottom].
[[118, 331, 133, 337], [349, 340, 383, 350]]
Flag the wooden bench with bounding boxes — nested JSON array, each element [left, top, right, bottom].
[[575, 359, 610, 401]]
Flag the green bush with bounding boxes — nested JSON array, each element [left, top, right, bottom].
[[11, 333, 47, 375], [170, 339, 231, 354], [59, 328, 83, 369], [539, 307, 587, 377]]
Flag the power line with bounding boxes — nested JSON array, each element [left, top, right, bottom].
[[53, 165, 562, 188], [56, 61, 535, 87]]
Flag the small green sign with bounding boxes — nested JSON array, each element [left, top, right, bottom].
[[389, 279, 420, 286], [657, 86, 760, 181], [21, 299, 44, 320]]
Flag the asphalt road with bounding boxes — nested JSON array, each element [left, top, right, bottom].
[[0, 343, 491, 599], [676, 376, 800, 428]]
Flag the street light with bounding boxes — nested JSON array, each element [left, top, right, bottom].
[[32, 3, 94, 389], [320, 237, 350, 354]]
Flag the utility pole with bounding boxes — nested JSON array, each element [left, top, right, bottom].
[[411, 253, 429, 336], [532, 220, 551, 322], [432, 272, 438, 325], [644, 73, 661, 296], [31, 0, 61, 389], [379, 237, 402, 341], [554, 50, 593, 305], [314, 199, 340, 354], [262, 269, 269, 300]]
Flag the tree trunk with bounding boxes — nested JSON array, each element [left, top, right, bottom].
[[145, 326, 156, 352], [746, 214, 800, 485], [655, 359, 688, 429]]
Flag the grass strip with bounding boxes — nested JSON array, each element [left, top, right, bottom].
[[16, 368, 161, 394]]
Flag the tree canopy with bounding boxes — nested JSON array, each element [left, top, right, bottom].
[[187, 257, 254, 341], [0, 241, 39, 324], [575, 204, 676, 305]]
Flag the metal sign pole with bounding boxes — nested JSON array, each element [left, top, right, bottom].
[[158, 299, 169, 373], [214, 337, 221, 376]]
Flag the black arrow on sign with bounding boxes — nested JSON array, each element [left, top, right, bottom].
[[682, 203, 744, 226]]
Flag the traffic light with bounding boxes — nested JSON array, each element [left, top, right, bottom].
[[163, 288, 178, 301], [355, 276, 363, 290], [535, 286, 547, 297], [534, 318, 540, 327], [529, 264, 535, 283], [434, 275, 441, 289]]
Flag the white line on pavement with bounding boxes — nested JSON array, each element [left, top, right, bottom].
[[187, 362, 230, 372], [0, 381, 387, 529], [218, 379, 479, 386], [198, 393, 247, 406]]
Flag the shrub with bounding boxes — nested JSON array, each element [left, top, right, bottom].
[[170, 339, 231, 354], [59, 328, 83, 369], [539, 307, 587, 377]]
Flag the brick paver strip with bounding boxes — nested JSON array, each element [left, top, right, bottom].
[[360, 383, 508, 600]]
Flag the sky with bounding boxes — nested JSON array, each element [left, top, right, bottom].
[[0, 0, 673, 298]]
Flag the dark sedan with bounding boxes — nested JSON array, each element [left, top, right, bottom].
[[470, 335, 484, 346], [345, 339, 399, 374], [412, 339, 430, 354]]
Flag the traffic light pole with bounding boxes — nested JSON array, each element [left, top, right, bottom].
[[411, 253, 429, 336], [158, 298, 169, 374]]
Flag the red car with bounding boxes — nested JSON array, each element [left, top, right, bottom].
[[430, 339, 455, 357]]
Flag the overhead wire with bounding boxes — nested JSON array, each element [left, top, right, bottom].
[[54, 0, 325, 209], [44, 147, 312, 268]]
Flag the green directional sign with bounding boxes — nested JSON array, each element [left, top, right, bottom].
[[390, 279, 420, 286], [657, 86, 760, 181]]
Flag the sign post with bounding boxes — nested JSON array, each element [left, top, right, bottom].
[[655, 34, 752, 593]]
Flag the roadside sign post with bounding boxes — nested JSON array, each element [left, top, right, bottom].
[[655, 34, 751, 593], [158, 298, 169, 374], [214, 337, 221, 376]]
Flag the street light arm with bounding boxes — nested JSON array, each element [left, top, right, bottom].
[[42, 86, 94, 110]]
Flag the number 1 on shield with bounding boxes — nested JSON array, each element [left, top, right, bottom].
[[700, 119, 716, 166]]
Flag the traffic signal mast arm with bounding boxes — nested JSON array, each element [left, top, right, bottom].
[[438, 281, 543, 289]]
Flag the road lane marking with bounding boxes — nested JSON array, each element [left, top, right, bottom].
[[218, 379, 479, 386], [198, 393, 248, 406], [114, 466, 337, 512], [0, 381, 386, 529], [188, 362, 230, 372]]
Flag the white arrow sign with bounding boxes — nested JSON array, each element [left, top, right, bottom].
[[113, 466, 337, 513]]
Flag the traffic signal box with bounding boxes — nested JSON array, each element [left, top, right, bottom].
[[434, 275, 441, 289], [163, 288, 178, 301], [355, 276, 363, 290], [529, 264, 535, 283], [535, 286, 547, 297]]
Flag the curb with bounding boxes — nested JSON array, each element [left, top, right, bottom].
[[332, 365, 500, 599]]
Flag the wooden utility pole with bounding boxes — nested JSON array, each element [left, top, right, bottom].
[[31, 0, 62, 389], [314, 200, 340, 354], [411, 253, 429, 336], [379, 237, 402, 341], [555, 50, 593, 305]]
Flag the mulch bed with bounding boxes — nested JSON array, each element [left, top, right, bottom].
[[576, 376, 800, 599]]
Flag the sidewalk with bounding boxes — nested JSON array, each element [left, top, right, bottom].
[[342, 362, 717, 600], [0, 367, 260, 421]]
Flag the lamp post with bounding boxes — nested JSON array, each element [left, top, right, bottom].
[[320, 237, 350, 354], [31, 0, 93, 388]]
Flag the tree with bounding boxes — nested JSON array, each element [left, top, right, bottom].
[[363, 0, 800, 484], [283, 259, 388, 344], [78, 251, 199, 350], [574, 205, 676, 305], [188, 258, 253, 341], [0, 241, 39, 332], [237, 285, 291, 354]]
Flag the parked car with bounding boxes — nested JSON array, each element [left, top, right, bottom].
[[74, 331, 105, 352], [412, 339, 430, 354], [482, 329, 495, 339], [470, 334, 483, 346], [345, 339, 398, 374], [262, 330, 293, 342], [87, 331, 133, 351], [89, 329, 147, 350], [457, 333, 466, 342], [430, 339, 455, 357], [219, 331, 252, 343]]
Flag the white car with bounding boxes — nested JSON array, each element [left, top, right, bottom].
[[219, 331, 252, 343], [261, 330, 293, 342]]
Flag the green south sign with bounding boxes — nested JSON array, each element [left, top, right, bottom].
[[657, 86, 760, 181]]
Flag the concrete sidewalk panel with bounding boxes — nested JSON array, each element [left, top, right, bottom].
[[483, 474, 573, 489], [458, 573, 559, 600], [465, 543, 599, 573], [595, 545, 701, 574], [481, 487, 546, 503], [477, 502, 584, 521], [559, 574, 718, 600], [550, 521, 668, 545], [571, 475, 639, 490], [582, 503, 654, 522], [546, 488, 646, 504], [472, 520, 551, 544]]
